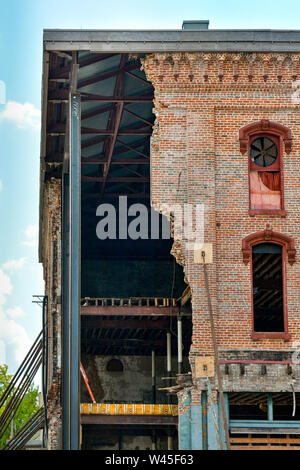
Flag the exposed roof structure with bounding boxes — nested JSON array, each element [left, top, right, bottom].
[[39, 27, 300, 260]]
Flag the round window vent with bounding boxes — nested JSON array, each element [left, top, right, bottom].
[[250, 137, 278, 167]]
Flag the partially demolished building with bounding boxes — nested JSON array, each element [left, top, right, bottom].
[[38, 23, 300, 450]]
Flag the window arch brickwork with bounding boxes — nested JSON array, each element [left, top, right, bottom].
[[242, 225, 296, 265], [239, 119, 293, 216]]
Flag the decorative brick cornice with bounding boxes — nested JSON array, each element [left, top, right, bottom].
[[242, 225, 296, 265], [141, 52, 300, 85], [239, 119, 293, 154]]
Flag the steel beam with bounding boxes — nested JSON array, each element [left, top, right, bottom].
[[48, 90, 153, 102], [81, 306, 180, 316], [62, 174, 70, 450], [81, 414, 178, 426], [44, 29, 300, 54], [81, 319, 170, 329], [69, 92, 81, 450]]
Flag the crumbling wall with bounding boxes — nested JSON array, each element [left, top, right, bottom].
[[142, 52, 300, 394], [81, 355, 188, 404], [41, 177, 62, 449]]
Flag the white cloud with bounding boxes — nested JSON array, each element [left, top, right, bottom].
[[0, 269, 12, 305], [6, 306, 25, 319], [2, 257, 27, 273], [0, 101, 41, 130], [23, 225, 39, 248], [0, 268, 31, 365], [0, 310, 31, 364]]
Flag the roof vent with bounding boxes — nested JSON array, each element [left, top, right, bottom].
[[182, 20, 209, 30]]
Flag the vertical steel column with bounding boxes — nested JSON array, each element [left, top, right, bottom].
[[167, 332, 172, 378], [62, 174, 70, 449], [268, 394, 273, 421], [151, 350, 156, 450], [69, 92, 81, 450], [42, 295, 49, 447], [152, 350, 156, 404], [177, 317, 183, 375], [166, 332, 173, 450]]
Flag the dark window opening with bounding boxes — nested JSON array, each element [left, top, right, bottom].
[[273, 393, 300, 421], [106, 359, 124, 373], [229, 393, 268, 420], [252, 243, 284, 332]]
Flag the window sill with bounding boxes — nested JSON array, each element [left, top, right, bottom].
[[249, 209, 287, 217], [252, 332, 291, 341]]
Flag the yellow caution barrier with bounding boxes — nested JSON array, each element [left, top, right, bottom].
[[80, 403, 178, 416]]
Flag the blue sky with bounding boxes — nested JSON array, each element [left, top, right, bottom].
[[0, 0, 300, 377]]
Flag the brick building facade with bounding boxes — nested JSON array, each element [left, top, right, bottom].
[[37, 26, 300, 450]]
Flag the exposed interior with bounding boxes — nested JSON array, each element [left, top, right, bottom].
[[229, 392, 300, 421], [46, 51, 192, 450]]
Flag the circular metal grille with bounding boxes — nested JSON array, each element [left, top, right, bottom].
[[250, 137, 278, 167]]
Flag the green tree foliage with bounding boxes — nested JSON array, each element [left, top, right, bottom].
[[0, 364, 40, 449]]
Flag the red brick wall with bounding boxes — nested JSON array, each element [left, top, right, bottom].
[[142, 53, 300, 361]]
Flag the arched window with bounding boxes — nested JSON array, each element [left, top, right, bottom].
[[242, 226, 296, 340], [239, 120, 293, 216]]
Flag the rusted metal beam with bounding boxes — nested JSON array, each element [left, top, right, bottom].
[[82, 176, 149, 183], [81, 415, 178, 426], [78, 62, 139, 89], [82, 127, 152, 136], [116, 139, 150, 159], [81, 158, 149, 165], [82, 105, 114, 121], [49, 53, 115, 79], [81, 306, 180, 316], [82, 319, 170, 329], [47, 124, 152, 136], [81, 136, 106, 149], [82, 192, 150, 199], [125, 70, 152, 86], [123, 108, 154, 127], [100, 54, 127, 197], [48, 90, 153, 102], [81, 138, 149, 161], [81, 338, 165, 348], [118, 165, 146, 178]]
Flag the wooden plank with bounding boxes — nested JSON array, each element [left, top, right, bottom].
[[231, 446, 300, 450], [231, 437, 300, 444], [230, 427, 300, 435]]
